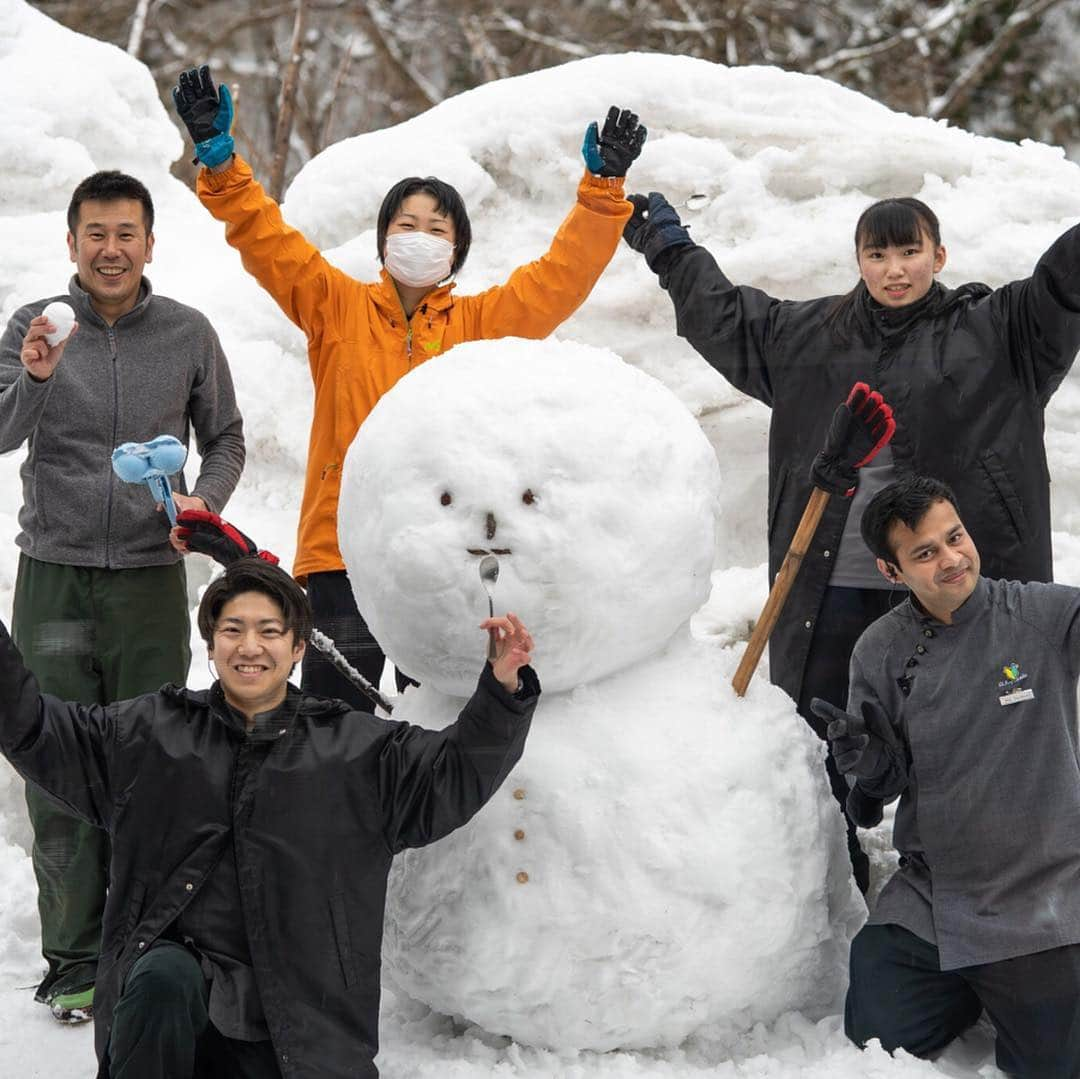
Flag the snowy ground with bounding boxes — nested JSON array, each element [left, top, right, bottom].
[[2, 0, 1080, 1074]]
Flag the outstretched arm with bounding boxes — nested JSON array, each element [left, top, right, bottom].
[[0, 619, 117, 828], [623, 192, 783, 407], [465, 107, 643, 338], [992, 221, 1080, 404], [378, 614, 539, 853], [176, 66, 346, 356]]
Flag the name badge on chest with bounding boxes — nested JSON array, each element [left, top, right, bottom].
[[998, 661, 1033, 707], [999, 687, 1034, 707]]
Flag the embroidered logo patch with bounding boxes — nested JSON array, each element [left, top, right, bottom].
[[998, 660, 1033, 706], [997, 661, 1028, 690]]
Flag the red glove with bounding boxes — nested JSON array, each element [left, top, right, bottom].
[[810, 382, 896, 496], [175, 509, 279, 567]]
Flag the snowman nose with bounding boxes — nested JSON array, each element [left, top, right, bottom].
[[486, 512, 497, 540]]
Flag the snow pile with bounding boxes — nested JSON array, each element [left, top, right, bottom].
[[340, 341, 861, 1049], [0, 2, 178, 219], [285, 52, 1080, 569]]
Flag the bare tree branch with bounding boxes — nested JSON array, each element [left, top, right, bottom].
[[127, 0, 153, 57], [810, 0, 994, 75], [930, 0, 1069, 118], [356, 0, 441, 107], [490, 14, 592, 57], [268, 0, 309, 201]]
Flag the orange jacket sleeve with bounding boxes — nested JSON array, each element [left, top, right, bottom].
[[197, 156, 350, 377], [461, 171, 632, 339]]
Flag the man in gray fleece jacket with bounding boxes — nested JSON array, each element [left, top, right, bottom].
[[0, 169, 245, 1024], [811, 475, 1080, 1078]]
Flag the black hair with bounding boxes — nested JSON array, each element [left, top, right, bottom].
[[376, 177, 471, 277], [826, 197, 942, 342], [860, 475, 960, 564], [198, 558, 313, 647], [853, 197, 941, 252], [67, 171, 155, 235]]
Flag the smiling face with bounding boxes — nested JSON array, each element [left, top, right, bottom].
[[67, 198, 153, 323], [209, 591, 306, 722], [339, 339, 721, 695], [386, 193, 457, 247], [881, 498, 980, 622], [857, 227, 946, 308]]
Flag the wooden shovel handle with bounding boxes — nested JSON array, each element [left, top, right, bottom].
[[732, 487, 831, 697]]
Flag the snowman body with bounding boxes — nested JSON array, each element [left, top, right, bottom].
[[339, 338, 861, 1050]]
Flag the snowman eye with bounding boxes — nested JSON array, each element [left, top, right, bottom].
[[522, 489, 537, 505], [440, 491, 452, 506]]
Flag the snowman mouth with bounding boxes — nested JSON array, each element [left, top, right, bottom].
[[467, 548, 512, 556]]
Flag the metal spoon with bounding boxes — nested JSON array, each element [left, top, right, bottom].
[[478, 555, 500, 661]]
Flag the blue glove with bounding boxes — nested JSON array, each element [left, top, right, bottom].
[[622, 192, 693, 274], [172, 65, 235, 168], [582, 107, 646, 178]]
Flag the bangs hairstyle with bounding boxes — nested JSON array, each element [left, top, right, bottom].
[[376, 177, 472, 277], [854, 197, 941, 252], [826, 196, 942, 342], [860, 475, 959, 564], [197, 557, 313, 647], [67, 170, 155, 235]]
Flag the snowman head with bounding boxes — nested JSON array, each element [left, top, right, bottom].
[[339, 339, 720, 695]]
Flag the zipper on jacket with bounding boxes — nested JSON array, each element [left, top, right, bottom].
[[104, 327, 120, 568], [406, 323, 413, 365]]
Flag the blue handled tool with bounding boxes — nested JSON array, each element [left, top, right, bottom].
[[111, 435, 188, 527]]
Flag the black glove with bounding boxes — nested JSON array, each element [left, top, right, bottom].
[[809, 382, 895, 496], [175, 509, 279, 567], [172, 65, 235, 167], [845, 786, 885, 829], [581, 106, 647, 178], [623, 192, 693, 274], [810, 697, 897, 782]]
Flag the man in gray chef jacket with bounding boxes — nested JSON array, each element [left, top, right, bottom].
[[811, 474, 1080, 1078]]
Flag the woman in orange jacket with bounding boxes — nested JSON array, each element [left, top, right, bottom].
[[173, 65, 643, 709]]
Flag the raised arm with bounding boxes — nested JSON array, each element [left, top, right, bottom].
[[174, 66, 346, 354], [623, 192, 783, 406], [0, 618, 117, 828], [377, 614, 538, 854], [464, 107, 643, 338], [992, 221, 1080, 404]]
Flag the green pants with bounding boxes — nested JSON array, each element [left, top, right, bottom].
[[13, 554, 191, 1000]]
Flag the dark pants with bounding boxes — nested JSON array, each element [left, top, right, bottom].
[[109, 942, 280, 1079], [847, 923, 1080, 1078], [12, 555, 190, 1000], [796, 585, 897, 895], [302, 570, 412, 713]]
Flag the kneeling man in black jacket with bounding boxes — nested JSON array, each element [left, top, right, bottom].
[[0, 556, 538, 1079]]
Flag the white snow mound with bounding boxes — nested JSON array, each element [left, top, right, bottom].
[[339, 336, 862, 1049]]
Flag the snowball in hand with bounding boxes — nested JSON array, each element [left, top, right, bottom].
[[41, 301, 75, 346], [339, 338, 720, 693]]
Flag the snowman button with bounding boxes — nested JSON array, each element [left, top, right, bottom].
[[514, 829, 525, 841], [513, 788, 526, 800], [516, 871, 529, 884]]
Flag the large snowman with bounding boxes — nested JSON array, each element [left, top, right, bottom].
[[339, 337, 862, 1052]]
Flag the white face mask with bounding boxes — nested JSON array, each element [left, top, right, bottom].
[[383, 232, 455, 289]]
